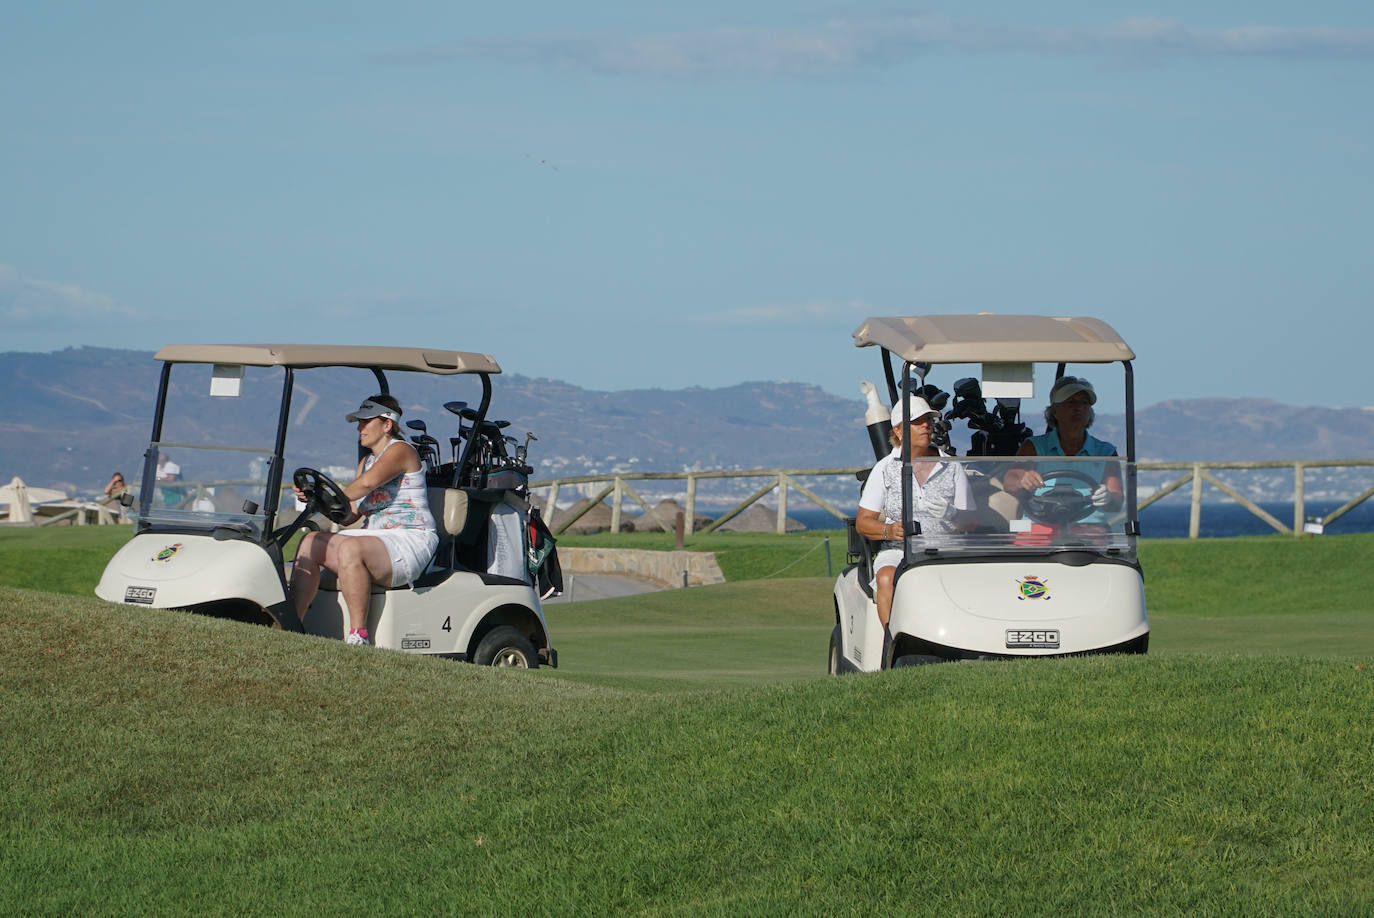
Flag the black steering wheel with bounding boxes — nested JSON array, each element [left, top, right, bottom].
[[1023, 468, 1099, 526], [293, 467, 353, 524]]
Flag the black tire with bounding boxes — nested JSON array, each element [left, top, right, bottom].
[[473, 626, 539, 669], [828, 625, 841, 676], [893, 654, 944, 668]]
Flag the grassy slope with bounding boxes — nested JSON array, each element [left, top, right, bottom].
[[5, 529, 1374, 912], [3, 588, 1372, 915]]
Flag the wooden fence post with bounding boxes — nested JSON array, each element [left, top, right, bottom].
[[545, 481, 559, 528], [685, 475, 696, 534], [611, 477, 623, 534], [1293, 463, 1305, 535], [1189, 464, 1203, 539]]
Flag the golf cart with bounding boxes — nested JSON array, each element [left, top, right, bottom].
[[830, 315, 1148, 673], [96, 345, 558, 668]]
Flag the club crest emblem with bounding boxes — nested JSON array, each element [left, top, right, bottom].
[[153, 543, 184, 562], [1017, 575, 1050, 600]]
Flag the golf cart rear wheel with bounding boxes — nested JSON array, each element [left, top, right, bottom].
[[474, 626, 539, 669], [828, 625, 841, 676]]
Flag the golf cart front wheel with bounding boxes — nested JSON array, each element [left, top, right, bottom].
[[474, 626, 540, 669], [893, 654, 944, 667], [827, 625, 841, 676]]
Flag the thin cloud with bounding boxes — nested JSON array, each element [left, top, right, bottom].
[[376, 14, 1374, 78], [696, 300, 869, 326], [0, 265, 143, 326]]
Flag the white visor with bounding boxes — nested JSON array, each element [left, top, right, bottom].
[[345, 399, 401, 424]]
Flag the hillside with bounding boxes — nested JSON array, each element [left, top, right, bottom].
[[3, 346, 1373, 494]]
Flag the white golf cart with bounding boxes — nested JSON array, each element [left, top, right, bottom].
[[96, 345, 557, 668], [831, 315, 1148, 673]]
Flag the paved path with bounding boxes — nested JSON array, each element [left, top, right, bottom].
[[543, 573, 663, 603]]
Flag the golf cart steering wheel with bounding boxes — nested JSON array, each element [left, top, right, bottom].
[[1023, 468, 1100, 526], [293, 467, 353, 524]]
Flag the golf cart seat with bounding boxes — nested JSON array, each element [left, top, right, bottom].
[[845, 518, 879, 600], [971, 475, 1022, 530], [429, 486, 471, 538], [428, 485, 529, 580]]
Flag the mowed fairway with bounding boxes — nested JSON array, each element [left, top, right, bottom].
[[548, 532, 1374, 690], [2, 530, 1373, 913], [546, 579, 832, 691]]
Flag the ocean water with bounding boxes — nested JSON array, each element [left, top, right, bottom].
[[777, 500, 1374, 539]]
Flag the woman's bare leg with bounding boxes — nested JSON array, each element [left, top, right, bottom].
[[328, 535, 396, 632], [290, 531, 330, 624], [876, 566, 895, 628]]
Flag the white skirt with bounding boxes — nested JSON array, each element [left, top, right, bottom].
[[337, 527, 438, 587]]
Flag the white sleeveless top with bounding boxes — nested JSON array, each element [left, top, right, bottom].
[[356, 440, 436, 533]]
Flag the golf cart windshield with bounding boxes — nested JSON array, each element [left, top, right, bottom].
[[908, 455, 1137, 561], [136, 364, 286, 535]]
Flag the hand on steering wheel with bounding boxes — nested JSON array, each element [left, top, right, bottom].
[[293, 467, 353, 524], [1022, 468, 1100, 526]]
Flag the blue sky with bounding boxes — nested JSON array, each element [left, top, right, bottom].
[[3, 1, 1372, 412]]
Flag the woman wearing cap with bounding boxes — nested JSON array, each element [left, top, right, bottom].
[[288, 393, 438, 646], [1003, 376, 1123, 517], [854, 396, 976, 630]]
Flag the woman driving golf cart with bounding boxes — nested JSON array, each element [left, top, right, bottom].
[[289, 395, 438, 646], [854, 396, 976, 630], [1002, 376, 1123, 526]]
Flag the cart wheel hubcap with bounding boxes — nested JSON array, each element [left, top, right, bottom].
[[493, 647, 530, 668]]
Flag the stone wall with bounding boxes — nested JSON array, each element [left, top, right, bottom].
[[557, 547, 726, 589]]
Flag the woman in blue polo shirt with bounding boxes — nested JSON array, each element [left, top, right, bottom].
[[1003, 376, 1123, 523]]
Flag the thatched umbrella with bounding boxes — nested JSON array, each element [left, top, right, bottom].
[[650, 498, 714, 532], [551, 498, 616, 534], [717, 502, 806, 533]]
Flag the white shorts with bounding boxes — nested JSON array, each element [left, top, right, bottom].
[[870, 547, 903, 591], [337, 527, 438, 587]]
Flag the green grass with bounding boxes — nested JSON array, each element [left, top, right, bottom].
[[0, 524, 134, 595], [3, 587, 1372, 915], [559, 528, 847, 581], [5, 528, 1374, 912], [547, 579, 831, 692]]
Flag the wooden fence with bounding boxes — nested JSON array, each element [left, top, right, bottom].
[[533, 459, 1374, 539], [16, 459, 1373, 539]]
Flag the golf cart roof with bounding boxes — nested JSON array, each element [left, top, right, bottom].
[[152, 344, 501, 375], [853, 314, 1134, 364]]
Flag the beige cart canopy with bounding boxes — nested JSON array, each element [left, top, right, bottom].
[[153, 344, 501, 375], [853, 315, 1134, 365]]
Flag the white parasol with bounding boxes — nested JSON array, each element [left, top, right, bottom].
[[0, 477, 70, 523]]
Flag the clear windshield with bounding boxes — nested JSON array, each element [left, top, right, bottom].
[[137, 442, 277, 534], [900, 455, 1137, 561], [135, 364, 287, 535]]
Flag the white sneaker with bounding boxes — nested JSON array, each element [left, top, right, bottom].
[[345, 631, 371, 646]]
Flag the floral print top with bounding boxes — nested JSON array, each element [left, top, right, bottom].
[[356, 440, 437, 532]]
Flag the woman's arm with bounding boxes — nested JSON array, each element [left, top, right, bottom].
[[856, 506, 902, 542], [1001, 441, 1042, 495], [1101, 455, 1125, 506]]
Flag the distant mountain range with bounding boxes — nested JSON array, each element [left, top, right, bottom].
[[4, 346, 1373, 496]]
